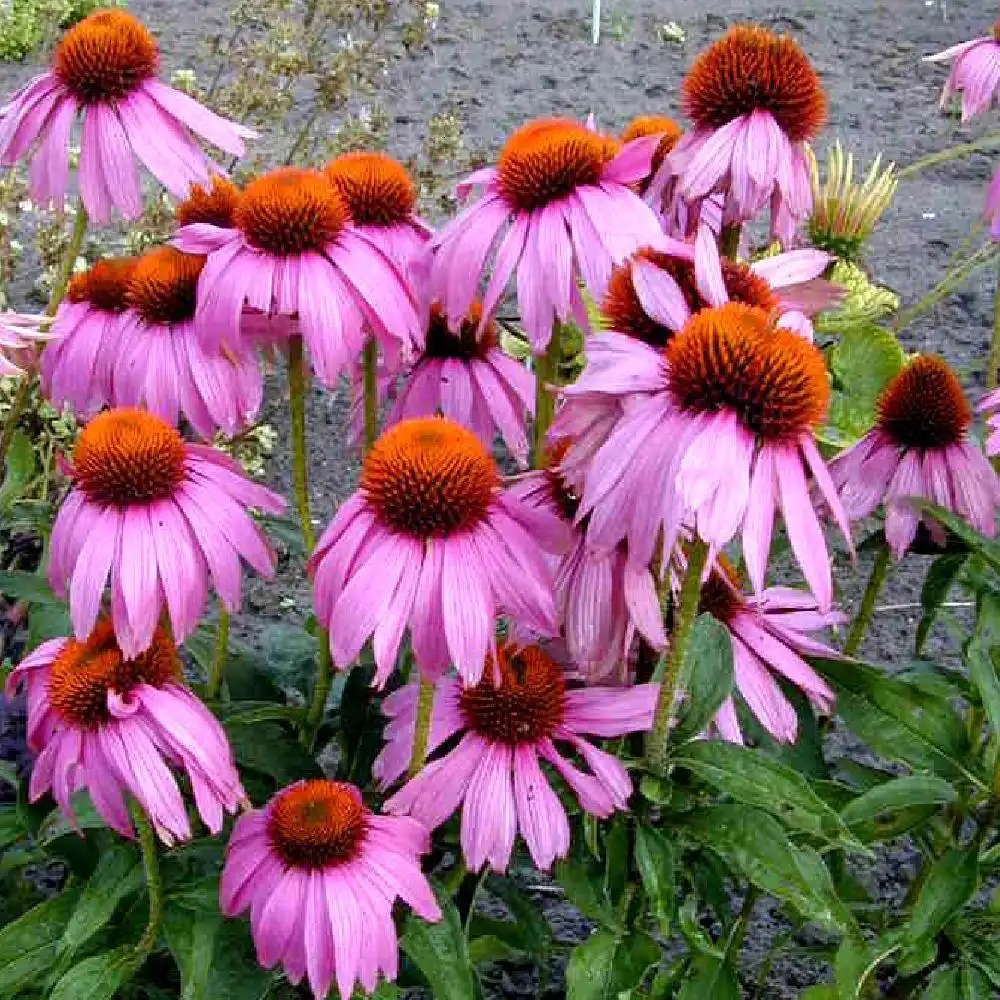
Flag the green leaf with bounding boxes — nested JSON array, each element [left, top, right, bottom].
[[810, 656, 983, 788], [674, 741, 860, 849], [682, 806, 855, 933], [604, 813, 630, 906], [401, 888, 475, 1000], [673, 615, 734, 744], [164, 905, 272, 1000], [917, 555, 970, 654], [60, 843, 143, 957], [555, 855, 620, 931], [917, 502, 1000, 572], [0, 571, 61, 604], [0, 761, 17, 787], [834, 935, 898, 1000], [634, 824, 675, 934], [676, 953, 739, 1000], [0, 890, 81, 996], [839, 776, 957, 843], [27, 599, 71, 651], [565, 929, 659, 1000], [49, 946, 138, 1000], [920, 965, 962, 999], [0, 805, 25, 850], [0, 429, 37, 512], [258, 621, 319, 698], [224, 719, 321, 786], [968, 639, 1000, 741], [899, 849, 979, 974], [467, 918, 529, 965], [487, 877, 552, 958]]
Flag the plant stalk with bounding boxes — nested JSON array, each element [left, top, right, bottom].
[[288, 337, 334, 746], [0, 206, 88, 473], [407, 675, 436, 778], [206, 604, 230, 700], [532, 328, 561, 469], [844, 543, 892, 658], [132, 804, 163, 958], [362, 336, 379, 454], [646, 538, 710, 775], [720, 223, 742, 259]]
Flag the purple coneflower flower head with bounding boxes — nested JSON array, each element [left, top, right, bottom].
[[49, 408, 284, 658], [325, 151, 432, 283], [830, 355, 1000, 558], [112, 246, 263, 438], [429, 117, 665, 353], [565, 303, 853, 611], [221, 779, 440, 1000], [0, 309, 49, 376], [508, 449, 665, 682], [384, 303, 535, 465], [381, 643, 659, 872], [6, 619, 245, 845], [309, 416, 567, 686], [41, 257, 136, 415], [0, 9, 255, 222], [925, 24, 1000, 122], [654, 25, 828, 244], [174, 167, 421, 384], [693, 556, 840, 744], [620, 115, 684, 197]]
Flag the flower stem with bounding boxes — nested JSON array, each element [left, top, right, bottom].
[[132, 803, 163, 958], [721, 223, 742, 259], [407, 675, 436, 778], [206, 603, 230, 701], [288, 337, 334, 747], [362, 336, 379, 454], [989, 256, 1000, 391], [844, 542, 891, 658], [0, 205, 88, 473], [646, 537, 710, 775], [532, 328, 561, 469]]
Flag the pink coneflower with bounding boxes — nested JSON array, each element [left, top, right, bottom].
[[0, 9, 254, 223], [113, 246, 263, 438], [694, 556, 840, 744], [49, 408, 284, 658], [175, 175, 242, 228], [508, 449, 665, 681], [175, 167, 421, 384], [6, 619, 244, 845], [925, 24, 1000, 122], [41, 257, 136, 415], [382, 643, 658, 872], [978, 383, 1000, 456], [830, 355, 1000, 558], [654, 25, 828, 244], [620, 115, 684, 197], [385, 303, 535, 465], [220, 779, 440, 1000], [325, 151, 432, 281], [309, 416, 566, 686], [0, 309, 49, 376], [569, 303, 853, 611], [430, 117, 665, 351]]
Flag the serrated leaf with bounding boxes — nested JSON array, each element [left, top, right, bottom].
[[634, 824, 675, 934], [60, 843, 143, 957], [839, 776, 957, 843], [401, 888, 475, 1000], [673, 615, 734, 744], [917, 555, 970, 654], [0, 890, 81, 995], [682, 806, 855, 933], [565, 929, 659, 1000], [49, 946, 138, 1000], [675, 741, 861, 849]]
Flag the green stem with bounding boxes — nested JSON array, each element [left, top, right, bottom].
[[726, 888, 759, 959], [407, 675, 436, 778], [720, 223, 742, 259], [132, 804, 163, 958], [897, 132, 1000, 179], [844, 543, 891, 658], [206, 604, 230, 700], [0, 206, 88, 472], [646, 538, 710, 775], [989, 256, 1000, 391], [532, 329, 561, 469], [362, 336, 379, 454], [288, 337, 334, 747]]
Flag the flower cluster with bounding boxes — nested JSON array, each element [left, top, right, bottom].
[[3, 10, 1000, 1000]]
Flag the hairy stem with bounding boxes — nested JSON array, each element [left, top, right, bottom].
[[0, 206, 88, 473], [646, 538, 709, 775], [363, 336, 379, 454], [844, 543, 891, 658], [407, 675, 436, 778], [289, 338, 334, 747], [720, 223, 742, 259], [532, 329, 561, 468], [206, 604, 230, 700], [132, 804, 163, 958]]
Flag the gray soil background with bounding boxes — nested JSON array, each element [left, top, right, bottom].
[[2, 0, 998, 996]]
